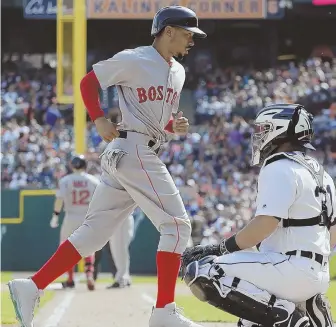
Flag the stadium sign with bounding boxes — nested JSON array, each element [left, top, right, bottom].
[[87, 0, 265, 19], [23, 0, 72, 19], [23, 0, 284, 19]]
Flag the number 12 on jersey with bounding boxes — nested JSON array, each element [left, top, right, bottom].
[[72, 189, 90, 205]]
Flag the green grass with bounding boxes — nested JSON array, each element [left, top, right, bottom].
[[330, 254, 336, 279], [175, 281, 336, 323], [0, 272, 13, 284], [1, 290, 55, 325]]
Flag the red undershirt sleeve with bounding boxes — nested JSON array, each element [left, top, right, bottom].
[[81, 70, 175, 133], [80, 70, 105, 121], [164, 116, 174, 133]]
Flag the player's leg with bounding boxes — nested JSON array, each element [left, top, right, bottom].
[[84, 254, 95, 291], [93, 247, 103, 281], [183, 255, 310, 327], [210, 251, 327, 303], [59, 219, 75, 288], [111, 145, 197, 326], [59, 218, 82, 289], [7, 159, 136, 327], [108, 214, 134, 288]]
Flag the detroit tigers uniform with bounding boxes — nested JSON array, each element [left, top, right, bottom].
[[195, 152, 334, 309], [68, 46, 191, 260]]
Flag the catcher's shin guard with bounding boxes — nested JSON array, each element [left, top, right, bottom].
[[183, 257, 309, 327], [305, 294, 333, 327]]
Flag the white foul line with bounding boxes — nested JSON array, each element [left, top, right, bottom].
[[44, 291, 75, 327], [141, 293, 156, 306]]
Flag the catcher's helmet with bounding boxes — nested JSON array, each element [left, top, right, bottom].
[[71, 155, 87, 170], [151, 6, 207, 39], [251, 103, 315, 166]]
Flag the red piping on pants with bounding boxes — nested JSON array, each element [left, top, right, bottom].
[[136, 145, 180, 253]]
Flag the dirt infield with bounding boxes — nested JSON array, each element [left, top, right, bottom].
[[8, 275, 335, 327], [21, 282, 236, 327]]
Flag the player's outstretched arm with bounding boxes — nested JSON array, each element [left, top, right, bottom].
[[181, 214, 279, 271], [234, 215, 279, 249]]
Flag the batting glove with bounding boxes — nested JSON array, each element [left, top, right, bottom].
[[50, 214, 59, 228]]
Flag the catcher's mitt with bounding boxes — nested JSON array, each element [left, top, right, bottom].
[[180, 244, 222, 278]]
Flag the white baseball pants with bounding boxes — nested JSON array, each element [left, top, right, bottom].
[[210, 250, 330, 303]]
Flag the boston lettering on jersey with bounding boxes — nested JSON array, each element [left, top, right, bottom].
[[136, 86, 179, 105]]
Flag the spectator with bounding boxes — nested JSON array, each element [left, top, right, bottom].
[[1, 56, 335, 245]]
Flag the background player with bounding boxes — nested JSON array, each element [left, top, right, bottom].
[[107, 214, 134, 288], [8, 6, 207, 327], [49, 155, 100, 291], [93, 214, 134, 289], [181, 104, 335, 327]]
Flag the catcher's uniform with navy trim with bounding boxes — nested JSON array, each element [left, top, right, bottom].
[[183, 151, 335, 327], [210, 152, 332, 302]]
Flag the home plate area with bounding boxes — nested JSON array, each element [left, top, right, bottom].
[[32, 281, 237, 327]]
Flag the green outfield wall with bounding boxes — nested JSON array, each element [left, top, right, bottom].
[[1, 190, 159, 274]]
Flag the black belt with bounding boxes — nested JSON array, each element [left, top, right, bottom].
[[285, 250, 323, 265], [118, 131, 160, 154]]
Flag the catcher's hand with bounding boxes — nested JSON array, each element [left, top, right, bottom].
[[181, 244, 222, 277]]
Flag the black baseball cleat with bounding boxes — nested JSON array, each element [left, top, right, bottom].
[[61, 280, 75, 289], [280, 307, 310, 327], [106, 281, 131, 289], [87, 277, 95, 291], [306, 294, 333, 327]]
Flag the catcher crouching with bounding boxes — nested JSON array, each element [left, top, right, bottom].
[[181, 104, 336, 327]]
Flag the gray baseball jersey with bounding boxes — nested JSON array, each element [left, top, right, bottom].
[[69, 45, 191, 260], [92, 46, 185, 143], [56, 172, 100, 218]]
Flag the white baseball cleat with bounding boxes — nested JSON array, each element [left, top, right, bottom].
[[7, 278, 41, 327], [149, 302, 204, 327]]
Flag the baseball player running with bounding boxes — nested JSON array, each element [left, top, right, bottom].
[[181, 104, 335, 327], [8, 6, 207, 327], [50, 155, 99, 291]]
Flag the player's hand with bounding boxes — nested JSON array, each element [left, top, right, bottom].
[[50, 214, 59, 228], [173, 111, 189, 136], [94, 117, 120, 143]]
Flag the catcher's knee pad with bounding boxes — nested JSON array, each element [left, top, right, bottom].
[[305, 294, 333, 327], [184, 258, 309, 327]]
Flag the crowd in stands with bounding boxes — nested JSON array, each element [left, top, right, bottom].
[[2, 57, 336, 245]]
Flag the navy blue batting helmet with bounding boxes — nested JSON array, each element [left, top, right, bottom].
[[71, 155, 87, 170], [151, 6, 207, 39]]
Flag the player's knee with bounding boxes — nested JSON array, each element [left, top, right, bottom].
[[158, 215, 191, 254], [68, 222, 111, 257], [178, 217, 192, 247]]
